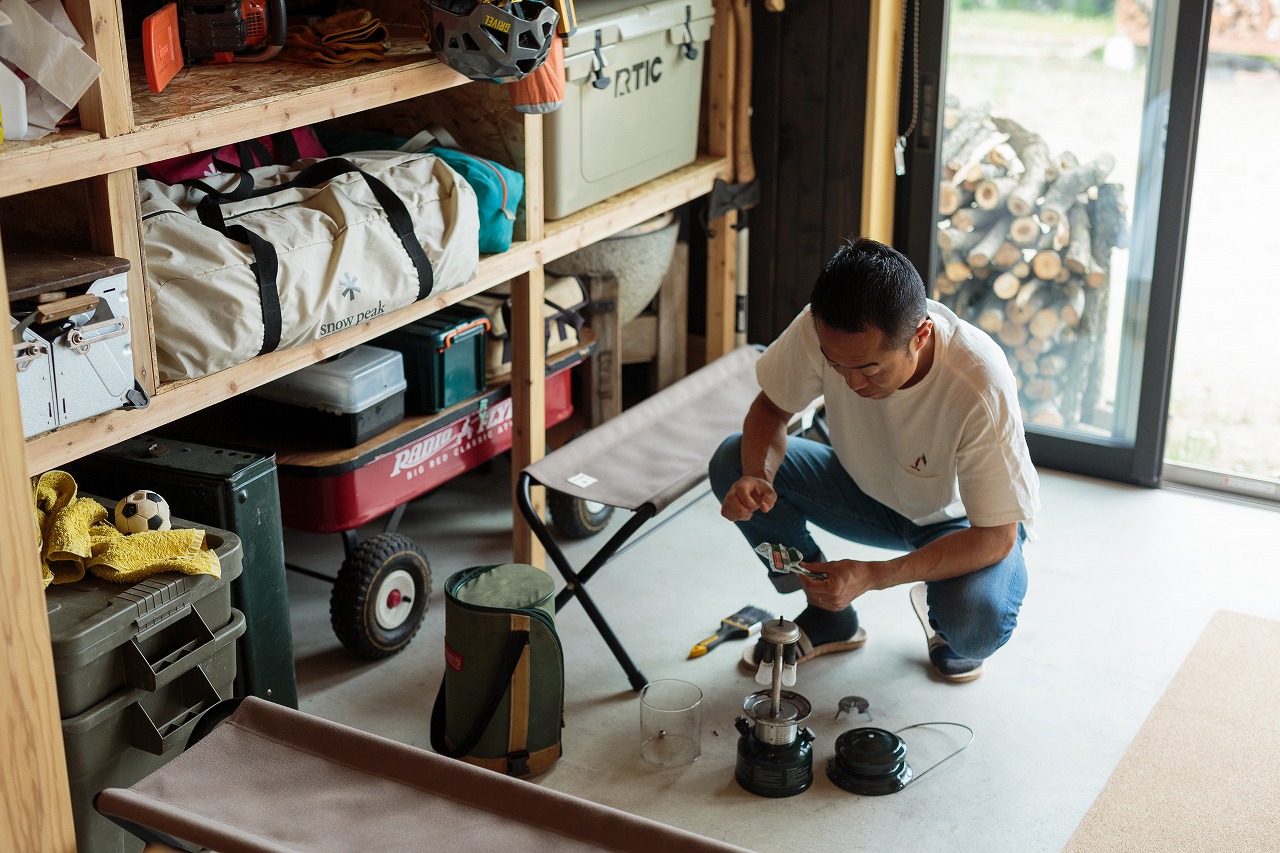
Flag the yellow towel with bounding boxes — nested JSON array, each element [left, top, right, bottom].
[[32, 471, 221, 588]]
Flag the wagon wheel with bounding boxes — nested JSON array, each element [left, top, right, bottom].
[[331, 532, 431, 660], [547, 489, 614, 540]]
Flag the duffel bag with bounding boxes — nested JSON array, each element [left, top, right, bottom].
[[140, 153, 480, 382], [430, 563, 564, 778]]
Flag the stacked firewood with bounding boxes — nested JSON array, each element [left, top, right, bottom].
[[932, 108, 1129, 429]]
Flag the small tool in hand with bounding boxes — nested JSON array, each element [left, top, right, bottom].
[[688, 604, 774, 659], [754, 542, 828, 580]]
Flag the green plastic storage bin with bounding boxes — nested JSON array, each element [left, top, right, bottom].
[[45, 511, 243, 719], [44, 508, 245, 853]]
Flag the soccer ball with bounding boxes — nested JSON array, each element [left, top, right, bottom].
[[114, 490, 172, 534]]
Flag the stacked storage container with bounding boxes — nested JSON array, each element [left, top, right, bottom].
[[46, 507, 245, 853]]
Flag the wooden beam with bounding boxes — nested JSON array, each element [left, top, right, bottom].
[[86, 172, 157, 396], [510, 267, 546, 568], [703, 0, 739, 360], [860, 0, 904, 242], [0, 236, 76, 853]]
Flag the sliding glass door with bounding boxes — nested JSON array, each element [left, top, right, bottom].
[[895, 0, 1213, 485], [1163, 25, 1280, 501]]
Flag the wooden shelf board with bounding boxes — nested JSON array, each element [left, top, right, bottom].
[[23, 242, 538, 476], [540, 155, 731, 263], [0, 36, 467, 199], [21, 156, 729, 476]]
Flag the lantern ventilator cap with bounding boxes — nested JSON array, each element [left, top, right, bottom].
[[826, 721, 975, 796]]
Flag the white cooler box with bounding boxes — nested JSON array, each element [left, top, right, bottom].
[[545, 0, 714, 220]]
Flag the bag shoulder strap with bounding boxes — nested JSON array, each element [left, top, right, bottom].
[[430, 628, 531, 772]]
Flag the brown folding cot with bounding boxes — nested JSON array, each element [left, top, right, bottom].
[[516, 345, 767, 691], [95, 696, 751, 852]]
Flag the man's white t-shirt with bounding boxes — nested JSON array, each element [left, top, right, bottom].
[[756, 300, 1040, 528]]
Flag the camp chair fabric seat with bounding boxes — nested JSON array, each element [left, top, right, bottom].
[[95, 697, 749, 853], [518, 346, 768, 691], [525, 345, 764, 514]]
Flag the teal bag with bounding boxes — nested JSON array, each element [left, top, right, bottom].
[[317, 127, 524, 255], [430, 563, 564, 778]]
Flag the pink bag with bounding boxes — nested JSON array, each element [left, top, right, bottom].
[[142, 127, 328, 184]]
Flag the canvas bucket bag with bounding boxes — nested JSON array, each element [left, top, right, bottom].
[[430, 563, 564, 778], [139, 152, 480, 382]]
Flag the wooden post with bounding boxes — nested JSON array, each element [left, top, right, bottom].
[[655, 241, 689, 390], [585, 275, 623, 426], [703, 0, 738, 362], [511, 266, 546, 568], [860, 0, 904, 242], [512, 113, 546, 567], [0, 238, 77, 852]]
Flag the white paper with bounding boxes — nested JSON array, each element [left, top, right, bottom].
[[0, 0, 102, 139]]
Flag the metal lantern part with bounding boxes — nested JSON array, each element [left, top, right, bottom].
[[734, 617, 815, 798], [826, 727, 914, 796]]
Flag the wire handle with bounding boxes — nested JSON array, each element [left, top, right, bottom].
[[893, 721, 974, 787]]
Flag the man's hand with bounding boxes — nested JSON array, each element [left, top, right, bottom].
[[799, 559, 879, 610], [720, 475, 777, 521]]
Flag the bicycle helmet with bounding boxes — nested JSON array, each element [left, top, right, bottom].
[[421, 0, 559, 83]]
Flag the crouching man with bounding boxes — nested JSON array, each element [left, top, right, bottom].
[[710, 237, 1039, 682]]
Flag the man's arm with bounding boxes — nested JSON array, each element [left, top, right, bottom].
[[719, 392, 794, 521], [801, 523, 1019, 609]]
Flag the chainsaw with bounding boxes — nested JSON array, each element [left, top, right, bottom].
[[141, 0, 287, 93]]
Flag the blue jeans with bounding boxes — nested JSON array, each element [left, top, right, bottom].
[[708, 433, 1027, 660]]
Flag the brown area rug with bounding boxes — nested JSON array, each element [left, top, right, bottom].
[[1063, 610, 1280, 852]]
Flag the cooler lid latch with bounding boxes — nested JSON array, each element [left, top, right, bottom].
[[680, 6, 698, 60], [590, 29, 611, 89]]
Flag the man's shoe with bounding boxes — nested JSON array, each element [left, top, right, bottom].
[[909, 583, 983, 683]]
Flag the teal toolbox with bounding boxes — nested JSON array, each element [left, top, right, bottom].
[[375, 303, 491, 414]]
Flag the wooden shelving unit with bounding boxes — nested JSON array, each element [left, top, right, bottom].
[[0, 0, 743, 845]]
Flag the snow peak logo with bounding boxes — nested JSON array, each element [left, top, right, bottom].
[[614, 56, 663, 97], [319, 300, 385, 338], [912, 454, 928, 472]]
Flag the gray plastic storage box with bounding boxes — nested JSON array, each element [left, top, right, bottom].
[[248, 345, 407, 447], [544, 0, 714, 220], [46, 516, 243, 719], [45, 506, 245, 853]]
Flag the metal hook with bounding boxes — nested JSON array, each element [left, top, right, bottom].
[[680, 5, 698, 60], [591, 29, 611, 89]]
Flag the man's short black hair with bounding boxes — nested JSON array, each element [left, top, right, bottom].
[[810, 237, 928, 351]]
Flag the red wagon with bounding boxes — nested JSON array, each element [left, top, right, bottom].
[[272, 342, 605, 658], [187, 341, 605, 660]]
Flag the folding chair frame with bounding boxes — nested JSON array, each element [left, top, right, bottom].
[[517, 473, 655, 691]]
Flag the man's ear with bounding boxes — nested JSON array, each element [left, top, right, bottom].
[[912, 319, 933, 353]]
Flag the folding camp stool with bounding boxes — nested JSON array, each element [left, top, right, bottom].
[[517, 345, 811, 691], [95, 696, 751, 853]]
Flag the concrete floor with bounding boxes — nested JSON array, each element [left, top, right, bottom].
[[283, 458, 1280, 853]]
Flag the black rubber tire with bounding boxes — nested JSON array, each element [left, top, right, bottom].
[[547, 489, 613, 539], [330, 532, 431, 660]]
